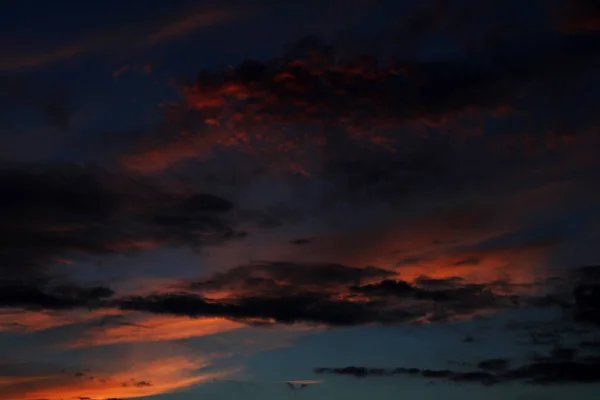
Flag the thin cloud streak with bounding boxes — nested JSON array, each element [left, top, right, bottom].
[[0, 3, 254, 72], [0, 356, 227, 400]]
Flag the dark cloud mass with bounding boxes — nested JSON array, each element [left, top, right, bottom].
[[116, 261, 507, 326], [0, 164, 244, 305], [0, 166, 239, 262], [315, 349, 600, 385], [114, 264, 589, 326], [2, 260, 599, 328]]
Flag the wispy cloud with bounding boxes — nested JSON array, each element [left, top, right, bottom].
[[0, 356, 227, 400], [67, 314, 243, 348], [0, 3, 253, 72]]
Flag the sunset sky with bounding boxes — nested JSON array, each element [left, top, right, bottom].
[[1, 1, 600, 399]]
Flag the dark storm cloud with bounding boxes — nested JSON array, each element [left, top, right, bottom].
[[0, 164, 242, 282]]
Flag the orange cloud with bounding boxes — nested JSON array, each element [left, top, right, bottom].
[[391, 239, 556, 288], [0, 308, 122, 333], [68, 314, 243, 348], [0, 356, 228, 400]]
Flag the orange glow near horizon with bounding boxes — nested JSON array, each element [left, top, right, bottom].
[[0, 357, 229, 400]]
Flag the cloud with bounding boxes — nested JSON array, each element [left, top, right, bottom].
[[0, 220, 557, 333], [477, 358, 511, 371], [284, 379, 323, 390], [0, 165, 242, 280], [0, 77, 71, 130], [557, 0, 600, 32], [574, 283, 600, 326], [315, 351, 600, 385], [67, 314, 243, 348], [289, 238, 312, 245], [0, 356, 226, 400], [0, 281, 113, 310], [113, 259, 555, 326], [0, 309, 90, 333], [0, 3, 252, 72], [121, 28, 600, 175], [144, 8, 249, 45], [189, 261, 394, 295], [117, 291, 410, 326], [0, 258, 585, 329]]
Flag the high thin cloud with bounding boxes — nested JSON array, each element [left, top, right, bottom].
[[0, 2, 252, 72], [120, 266, 598, 327]]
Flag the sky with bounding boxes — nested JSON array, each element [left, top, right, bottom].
[[1, 0, 600, 399]]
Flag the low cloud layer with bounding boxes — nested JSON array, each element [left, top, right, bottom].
[[3, 262, 598, 330], [315, 346, 600, 385]]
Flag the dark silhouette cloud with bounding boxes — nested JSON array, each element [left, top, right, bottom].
[[579, 340, 600, 349], [122, 26, 600, 177], [114, 262, 545, 326], [316, 359, 600, 385], [0, 280, 113, 310], [189, 261, 393, 294], [0, 164, 242, 279], [315, 345, 600, 385], [0, 77, 72, 130], [574, 284, 600, 326]]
